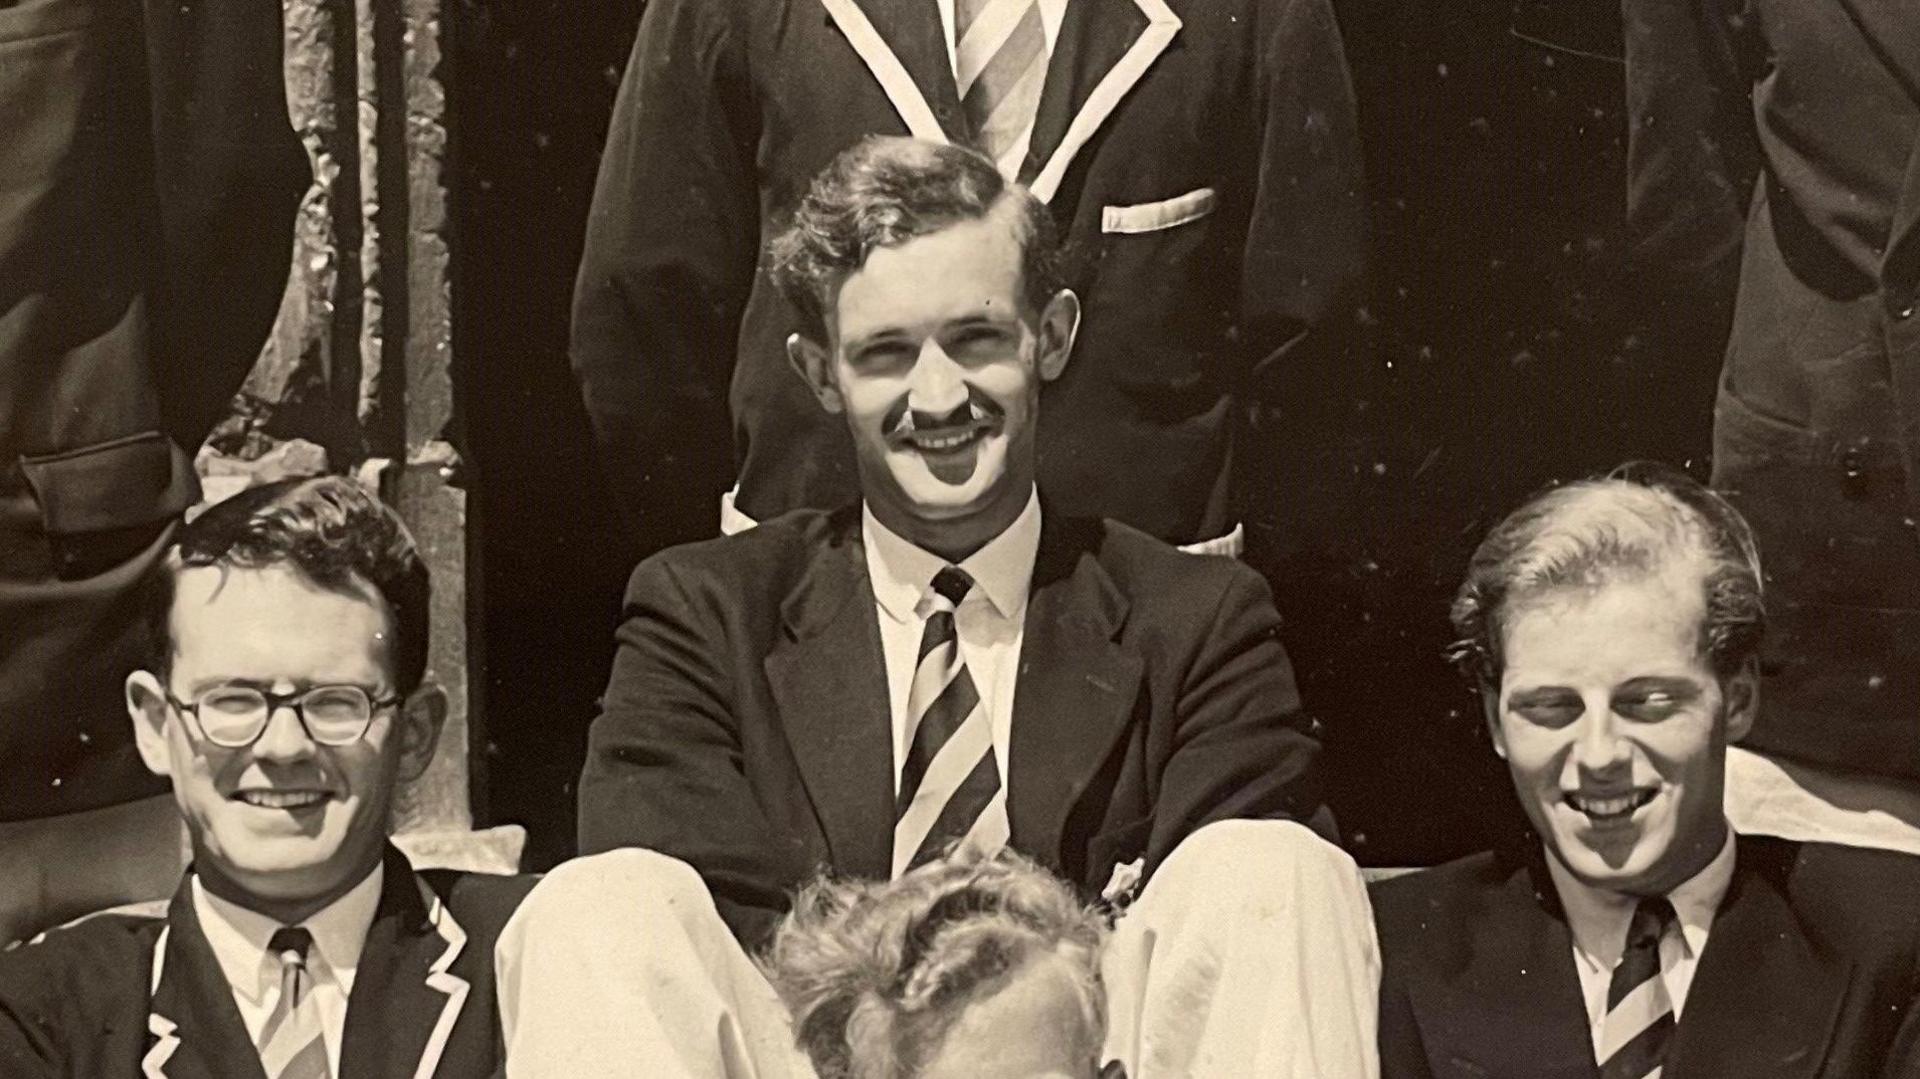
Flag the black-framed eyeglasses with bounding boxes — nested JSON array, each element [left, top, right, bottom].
[[164, 684, 401, 748]]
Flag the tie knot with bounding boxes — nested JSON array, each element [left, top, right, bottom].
[[1627, 897, 1675, 949], [931, 566, 974, 608], [268, 926, 313, 968]]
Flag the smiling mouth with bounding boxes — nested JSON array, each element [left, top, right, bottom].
[[1565, 789, 1657, 822], [233, 790, 329, 811]]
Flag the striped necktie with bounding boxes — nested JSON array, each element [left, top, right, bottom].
[[954, 0, 1048, 175], [258, 927, 331, 1079], [1598, 897, 1677, 1079], [892, 566, 1010, 877]]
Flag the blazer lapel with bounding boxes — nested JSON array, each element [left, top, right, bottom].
[[819, 0, 969, 142], [1664, 843, 1851, 1079], [1418, 856, 1597, 1079], [765, 512, 898, 881], [145, 881, 270, 1079], [1024, 0, 1182, 202], [1007, 516, 1144, 869], [337, 847, 474, 1078]]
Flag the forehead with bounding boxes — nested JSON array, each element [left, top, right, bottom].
[[830, 202, 1027, 339], [924, 952, 1094, 1074], [167, 564, 393, 682], [1499, 563, 1710, 689]]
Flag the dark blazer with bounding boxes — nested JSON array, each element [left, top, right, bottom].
[[571, 0, 1365, 549], [1372, 836, 1920, 1079], [1623, 0, 1920, 779], [0, 0, 303, 819], [577, 505, 1322, 951], [0, 845, 535, 1078]]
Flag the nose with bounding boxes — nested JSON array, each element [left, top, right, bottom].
[[251, 701, 319, 762], [905, 339, 968, 417], [1569, 703, 1631, 773]]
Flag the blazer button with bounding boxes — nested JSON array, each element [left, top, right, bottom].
[[1841, 446, 1870, 500]]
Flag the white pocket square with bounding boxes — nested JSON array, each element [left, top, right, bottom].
[[1101, 187, 1218, 234]]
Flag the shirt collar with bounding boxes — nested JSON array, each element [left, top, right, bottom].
[[192, 861, 385, 1003], [862, 489, 1041, 623], [1548, 825, 1737, 967]]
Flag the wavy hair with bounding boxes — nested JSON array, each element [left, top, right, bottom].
[[1448, 461, 1765, 687], [145, 475, 430, 692], [768, 136, 1062, 344], [762, 847, 1107, 1079]]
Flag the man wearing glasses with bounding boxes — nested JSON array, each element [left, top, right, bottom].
[[0, 476, 533, 1078]]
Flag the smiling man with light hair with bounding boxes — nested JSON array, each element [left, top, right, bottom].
[[1373, 464, 1920, 1079]]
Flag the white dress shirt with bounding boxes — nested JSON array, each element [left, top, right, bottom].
[[935, 0, 1070, 176], [863, 489, 1041, 793], [193, 862, 384, 1074], [1545, 828, 1737, 1060]]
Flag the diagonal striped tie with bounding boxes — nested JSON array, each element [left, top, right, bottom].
[[954, 0, 1048, 175], [1598, 898, 1677, 1079], [892, 566, 1010, 877], [258, 927, 331, 1079]]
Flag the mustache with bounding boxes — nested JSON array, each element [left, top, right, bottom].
[[883, 392, 1004, 440]]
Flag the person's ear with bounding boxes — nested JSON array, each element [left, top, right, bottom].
[[1482, 685, 1509, 760], [1722, 658, 1759, 742], [126, 670, 176, 778], [1035, 289, 1080, 383], [395, 684, 447, 783], [787, 332, 844, 414]]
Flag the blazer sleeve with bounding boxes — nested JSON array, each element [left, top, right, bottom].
[[570, 0, 762, 546], [1620, 0, 1761, 304], [1146, 563, 1323, 874], [1240, 0, 1367, 415], [576, 557, 810, 950]]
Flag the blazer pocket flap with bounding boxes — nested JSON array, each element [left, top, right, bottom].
[[1101, 187, 1218, 235], [19, 432, 196, 534]]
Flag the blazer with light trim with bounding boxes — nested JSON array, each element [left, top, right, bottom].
[[0, 844, 536, 1078], [1371, 835, 1920, 1079], [576, 504, 1324, 952], [570, 0, 1366, 549]]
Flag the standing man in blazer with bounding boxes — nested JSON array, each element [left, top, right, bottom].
[[570, 0, 1364, 555], [500, 138, 1380, 1078], [1373, 466, 1920, 1079], [0, 477, 534, 1078], [0, 0, 306, 940], [1623, 0, 1920, 850]]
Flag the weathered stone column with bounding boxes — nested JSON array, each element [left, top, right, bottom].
[[196, 0, 519, 870]]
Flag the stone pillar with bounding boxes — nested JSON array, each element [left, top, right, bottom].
[[195, 0, 520, 871]]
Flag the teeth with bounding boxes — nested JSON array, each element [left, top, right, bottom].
[[236, 790, 327, 810], [1570, 791, 1651, 818], [913, 430, 976, 451]]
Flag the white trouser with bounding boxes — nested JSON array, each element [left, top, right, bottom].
[[497, 819, 1380, 1079], [1727, 745, 1920, 855]]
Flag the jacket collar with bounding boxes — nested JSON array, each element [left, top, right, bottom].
[[144, 844, 473, 1079], [818, 0, 1182, 202], [767, 504, 1136, 876], [1412, 836, 1853, 1078]]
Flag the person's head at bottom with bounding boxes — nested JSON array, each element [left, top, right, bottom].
[[1450, 462, 1765, 898], [124, 475, 445, 924], [764, 846, 1111, 1079]]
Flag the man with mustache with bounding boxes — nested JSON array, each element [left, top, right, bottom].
[[497, 136, 1381, 1077], [0, 477, 535, 1077], [1372, 465, 1920, 1078]]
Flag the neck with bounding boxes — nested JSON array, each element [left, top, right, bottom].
[[196, 854, 381, 927], [868, 490, 1029, 565]]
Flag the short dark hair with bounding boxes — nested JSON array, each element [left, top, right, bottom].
[[768, 136, 1062, 343], [763, 847, 1106, 1079], [145, 475, 431, 693], [1449, 462, 1765, 687]]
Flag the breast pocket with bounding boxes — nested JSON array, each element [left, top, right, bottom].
[[1101, 187, 1218, 235]]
